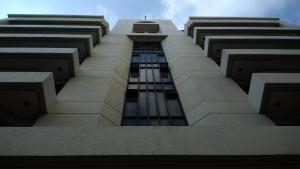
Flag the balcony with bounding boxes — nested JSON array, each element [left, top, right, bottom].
[[194, 27, 300, 48], [204, 36, 300, 64], [0, 33, 93, 63], [0, 47, 79, 92], [248, 73, 300, 125], [0, 72, 56, 126]]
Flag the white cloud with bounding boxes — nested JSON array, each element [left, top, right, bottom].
[[96, 5, 119, 30], [161, 0, 291, 30]]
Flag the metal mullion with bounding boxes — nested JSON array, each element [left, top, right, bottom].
[[123, 42, 187, 126], [145, 44, 150, 126], [149, 44, 156, 125], [152, 62, 161, 125], [158, 45, 172, 126], [160, 79, 172, 125], [136, 45, 141, 123], [156, 44, 168, 125], [153, 44, 161, 125]]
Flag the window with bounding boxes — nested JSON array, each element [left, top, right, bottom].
[[122, 42, 188, 126]]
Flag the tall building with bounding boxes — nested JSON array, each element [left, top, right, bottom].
[[0, 14, 300, 168]]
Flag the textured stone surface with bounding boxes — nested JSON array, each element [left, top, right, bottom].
[[0, 127, 300, 155], [193, 113, 274, 126], [36, 33, 132, 126], [34, 114, 103, 127], [1, 16, 300, 159], [162, 34, 258, 126], [187, 101, 256, 125]]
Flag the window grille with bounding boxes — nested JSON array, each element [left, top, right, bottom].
[[122, 42, 187, 126]]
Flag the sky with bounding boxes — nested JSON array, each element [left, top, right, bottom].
[[0, 0, 299, 30]]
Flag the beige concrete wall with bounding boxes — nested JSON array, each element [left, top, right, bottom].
[[34, 19, 274, 127], [162, 33, 274, 126], [3, 18, 300, 159], [1, 126, 300, 156], [35, 33, 133, 127], [35, 19, 182, 127]]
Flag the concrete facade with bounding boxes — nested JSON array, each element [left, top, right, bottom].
[[0, 14, 300, 167]]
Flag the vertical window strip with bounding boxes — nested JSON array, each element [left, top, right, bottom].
[[122, 42, 187, 126]]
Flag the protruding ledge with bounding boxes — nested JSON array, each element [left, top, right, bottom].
[[0, 25, 102, 45], [248, 73, 300, 125], [127, 33, 167, 42], [189, 16, 280, 20], [5, 14, 109, 35], [0, 72, 56, 126], [221, 49, 300, 92], [0, 47, 79, 92], [194, 27, 300, 48], [204, 36, 300, 64], [8, 14, 104, 19], [0, 34, 93, 63], [186, 20, 280, 37]]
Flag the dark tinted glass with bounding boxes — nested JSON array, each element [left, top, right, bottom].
[[122, 42, 187, 126]]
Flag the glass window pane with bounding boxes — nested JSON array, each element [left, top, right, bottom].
[[124, 90, 138, 117], [150, 119, 159, 126], [140, 69, 146, 82], [149, 92, 157, 117], [129, 65, 139, 83], [141, 54, 147, 62], [160, 118, 171, 126], [153, 69, 161, 83], [152, 54, 158, 62], [161, 73, 172, 83], [140, 84, 146, 90], [125, 102, 137, 117], [164, 84, 175, 90], [122, 119, 137, 126], [167, 99, 183, 117], [153, 64, 159, 68], [171, 119, 187, 126], [158, 56, 166, 63], [137, 119, 148, 126], [128, 84, 138, 90], [122, 42, 187, 126], [146, 54, 152, 63], [147, 69, 153, 83], [155, 84, 163, 90], [139, 92, 147, 117], [166, 92, 183, 117], [132, 56, 139, 63], [148, 84, 154, 90], [157, 92, 168, 117]]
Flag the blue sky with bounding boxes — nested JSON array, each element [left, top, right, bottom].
[[0, 0, 299, 30]]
